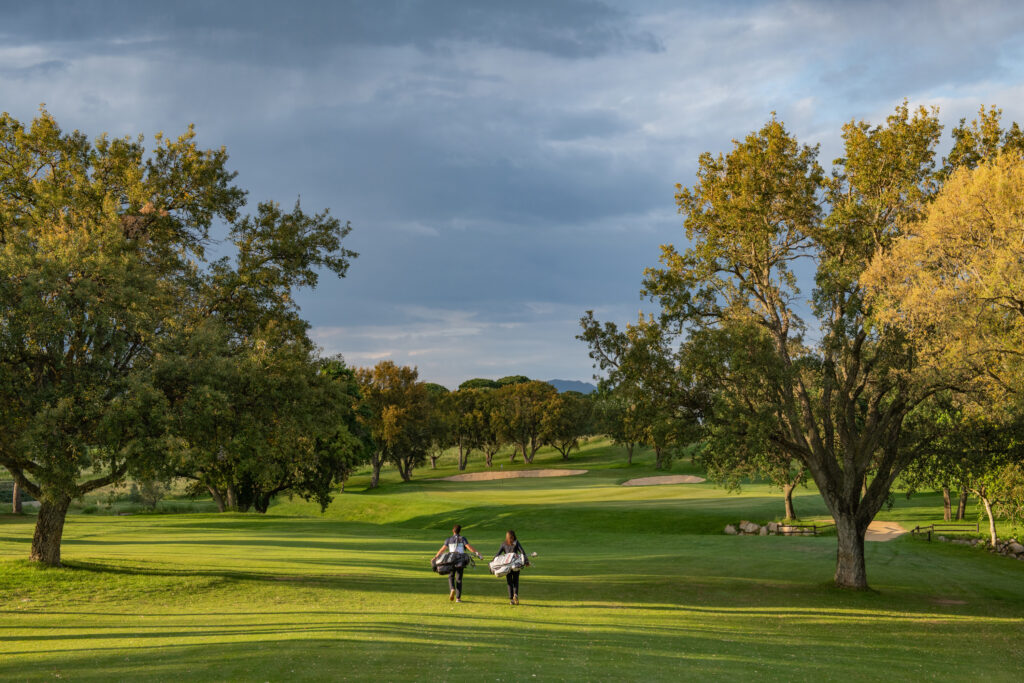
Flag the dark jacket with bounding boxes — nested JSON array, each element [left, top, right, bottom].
[[495, 540, 528, 566]]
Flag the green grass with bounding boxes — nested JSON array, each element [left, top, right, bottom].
[[2, 439, 1023, 681]]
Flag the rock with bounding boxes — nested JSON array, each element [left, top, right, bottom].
[[1010, 542, 1024, 555], [724, 524, 738, 535], [759, 526, 769, 536], [937, 535, 948, 542], [739, 521, 760, 534], [767, 522, 779, 534]]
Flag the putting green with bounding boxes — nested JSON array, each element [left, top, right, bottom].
[[1, 439, 1022, 681]]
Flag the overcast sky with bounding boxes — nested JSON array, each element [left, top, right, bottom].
[[2, 0, 1023, 387]]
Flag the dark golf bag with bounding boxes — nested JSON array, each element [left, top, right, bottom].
[[432, 551, 473, 575]]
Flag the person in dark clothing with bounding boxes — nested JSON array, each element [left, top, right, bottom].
[[495, 529, 529, 605], [432, 524, 481, 602]]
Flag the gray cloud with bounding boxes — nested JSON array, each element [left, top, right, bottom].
[[1, 0, 1023, 385], [1, 0, 662, 61]]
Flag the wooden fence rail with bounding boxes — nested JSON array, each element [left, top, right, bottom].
[[910, 523, 980, 541], [777, 522, 835, 536]]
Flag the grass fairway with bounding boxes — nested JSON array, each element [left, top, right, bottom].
[[2, 440, 1023, 681]]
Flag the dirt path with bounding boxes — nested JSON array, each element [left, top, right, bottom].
[[434, 469, 587, 482], [621, 475, 706, 486]]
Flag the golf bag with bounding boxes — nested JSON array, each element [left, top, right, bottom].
[[433, 551, 473, 575], [489, 552, 527, 577]]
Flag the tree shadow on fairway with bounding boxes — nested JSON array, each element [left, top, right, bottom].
[[55, 559, 449, 593], [5, 608, 1023, 681]]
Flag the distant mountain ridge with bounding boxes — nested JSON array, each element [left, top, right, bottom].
[[546, 379, 596, 394]]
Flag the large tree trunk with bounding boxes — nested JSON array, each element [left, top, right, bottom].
[[956, 487, 968, 521], [458, 442, 468, 471], [398, 457, 413, 482], [207, 485, 226, 513], [30, 496, 71, 567], [942, 486, 952, 522], [485, 448, 495, 468], [654, 446, 663, 470], [225, 484, 238, 511], [783, 483, 797, 520], [626, 443, 634, 465], [11, 481, 22, 514], [833, 514, 869, 590]]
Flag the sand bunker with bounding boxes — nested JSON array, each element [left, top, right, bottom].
[[864, 520, 907, 542], [436, 469, 587, 482], [813, 519, 908, 542], [621, 475, 706, 486]]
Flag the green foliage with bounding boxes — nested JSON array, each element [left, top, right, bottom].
[[459, 378, 501, 390], [579, 313, 705, 469], [422, 383, 450, 397], [355, 362, 435, 485], [491, 380, 557, 464], [0, 109, 356, 563], [496, 375, 531, 387], [941, 104, 1024, 178], [903, 397, 1024, 544], [541, 391, 593, 460]]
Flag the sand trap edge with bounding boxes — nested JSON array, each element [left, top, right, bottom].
[[433, 469, 588, 482], [621, 475, 706, 486]]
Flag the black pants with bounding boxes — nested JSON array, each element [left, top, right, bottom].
[[448, 568, 464, 598], [506, 570, 520, 599]]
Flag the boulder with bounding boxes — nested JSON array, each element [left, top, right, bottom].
[[739, 521, 760, 534], [767, 522, 779, 534], [936, 535, 948, 542], [724, 524, 738, 535], [1010, 542, 1024, 555], [759, 526, 769, 536]]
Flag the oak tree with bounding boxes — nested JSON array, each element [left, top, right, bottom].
[[541, 391, 592, 460], [0, 110, 243, 565], [492, 380, 557, 464], [600, 104, 965, 588]]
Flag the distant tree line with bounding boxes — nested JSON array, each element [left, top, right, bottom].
[[352, 367, 595, 488]]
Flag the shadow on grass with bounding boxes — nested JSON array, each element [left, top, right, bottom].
[[3, 607, 1023, 681]]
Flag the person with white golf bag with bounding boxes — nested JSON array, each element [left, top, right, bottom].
[[491, 529, 529, 605]]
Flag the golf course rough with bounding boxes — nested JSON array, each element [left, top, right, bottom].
[[2, 438, 1023, 681]]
